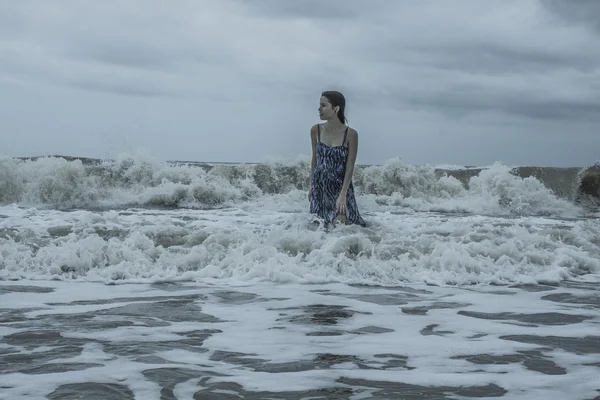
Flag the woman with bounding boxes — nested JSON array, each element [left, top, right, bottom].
[[309, 90, 366, 227]]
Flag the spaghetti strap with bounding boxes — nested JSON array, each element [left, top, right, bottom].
[[341, 127, 348, 146], [317, 124, 321, 143]]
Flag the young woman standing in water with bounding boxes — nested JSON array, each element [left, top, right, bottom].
[[308, 90, 366, 227]]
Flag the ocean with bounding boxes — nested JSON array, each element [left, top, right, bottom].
[[1, 154, 599, 399]]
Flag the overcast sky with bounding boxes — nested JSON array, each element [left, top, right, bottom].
[[1, 0, 599, 167]]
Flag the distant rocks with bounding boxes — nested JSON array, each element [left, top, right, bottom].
[[579, 170, 600, 197], [576, 165, 600, 207]]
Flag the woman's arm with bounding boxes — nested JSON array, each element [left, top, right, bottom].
[[340, 128, 358, 195], [309, 124, 318, 181]]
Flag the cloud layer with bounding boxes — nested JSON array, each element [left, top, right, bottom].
[[1, 0, 599, 166]]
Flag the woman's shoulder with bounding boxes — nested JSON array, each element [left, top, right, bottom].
[[310, 124, 320, 138], [346, 126, 358, 138]]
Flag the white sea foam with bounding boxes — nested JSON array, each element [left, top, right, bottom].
[[1, 204, 598, 285], [1, 153, 598, 399], [0, 154, 591, 217], [1, 281, 598, 399]]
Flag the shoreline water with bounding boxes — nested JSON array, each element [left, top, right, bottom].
[[1, 154, 598, 399], [1, 279, 599, 399]]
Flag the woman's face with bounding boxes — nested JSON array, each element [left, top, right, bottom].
[[318, 96, 337, 121]]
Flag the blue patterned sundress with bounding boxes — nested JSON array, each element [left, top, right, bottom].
[[309, 124, 366, 226]]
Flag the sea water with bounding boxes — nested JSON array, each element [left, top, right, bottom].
[[0, 154, 599, 399]]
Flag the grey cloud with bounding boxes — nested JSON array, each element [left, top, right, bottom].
[[68, 40, 173, 70], [379, 42, 600, 121], [68, 80, 172, 98], [0, 40, 176, 98], [411, 44, 596, 75], [333, 2, 600, 123], [2, 0, 600, 167], [541, 0, 600, 33], [229, 0, 362, 20], [513, 101, 600, 120], [405, 89, 600, 121]]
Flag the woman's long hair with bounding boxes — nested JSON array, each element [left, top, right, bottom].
[[322, 90, 346, 124]]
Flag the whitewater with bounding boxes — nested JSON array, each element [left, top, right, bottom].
[[1, 154, 599, 399]]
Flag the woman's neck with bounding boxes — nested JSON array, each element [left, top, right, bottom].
[[324, 119, 345, 130]]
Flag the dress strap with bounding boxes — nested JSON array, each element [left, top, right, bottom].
[[317, 124, 321, 143], [341, 127, 348, 146]]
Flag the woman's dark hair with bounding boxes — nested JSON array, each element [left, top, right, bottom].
[[322, 90, 346, 124]]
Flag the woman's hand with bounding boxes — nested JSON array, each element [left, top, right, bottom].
[[336, 192, 347, 216]]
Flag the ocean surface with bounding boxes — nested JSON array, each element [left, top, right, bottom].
[[1, 154, 599, 399]]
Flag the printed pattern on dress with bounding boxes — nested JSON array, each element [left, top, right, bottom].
[[309, 124, 366, 226]]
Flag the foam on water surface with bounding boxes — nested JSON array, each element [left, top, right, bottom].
[[1, 204, 599, 285], [1, 154, 599, 399], [1, 154, 594, 217], [0, 280, 599, 399]]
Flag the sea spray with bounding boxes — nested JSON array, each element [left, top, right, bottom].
[[0, 154, 589, 217]]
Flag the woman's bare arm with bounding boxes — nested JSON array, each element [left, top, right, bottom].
[[309, 124, 318, 182], [340, 128, 358, 195]]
